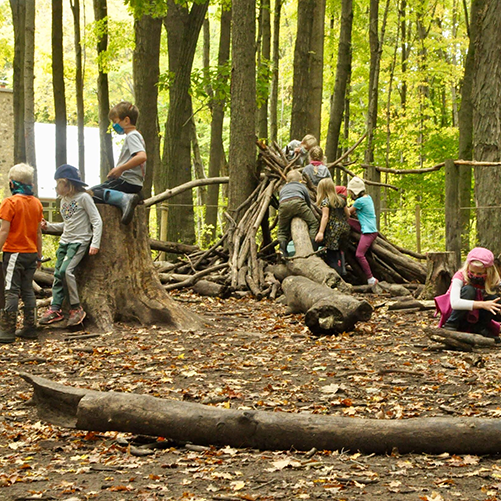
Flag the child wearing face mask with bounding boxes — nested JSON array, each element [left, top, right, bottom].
[[438, 247, 501, 337], [90, 101, 147, 225]]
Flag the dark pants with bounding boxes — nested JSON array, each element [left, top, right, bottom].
[[325, 249, 346, 275], [446, 285, 498, 334], [91, 179, 142, 203], [2, 252, 38, 312]]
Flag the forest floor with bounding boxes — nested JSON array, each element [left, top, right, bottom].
[[2, 290, 501, 501]]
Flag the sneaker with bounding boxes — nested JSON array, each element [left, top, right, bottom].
[[67, 307, 86, 327], [367, 277, 378, 286], [39, 308, 64, 325]]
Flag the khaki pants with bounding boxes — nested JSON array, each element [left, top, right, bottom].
[[277, 199, 319, 245]]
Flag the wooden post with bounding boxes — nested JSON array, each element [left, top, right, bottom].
[[415, 204, 421, 254], [445, 159, 461, 268], [159, 202, 168, 261]]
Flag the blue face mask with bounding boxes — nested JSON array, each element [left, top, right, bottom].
[[112, 122, 125, 135]]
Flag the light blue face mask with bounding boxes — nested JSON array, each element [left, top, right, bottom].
[[112, 122, 125, 135]]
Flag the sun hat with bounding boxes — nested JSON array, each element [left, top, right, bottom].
[[54, 164, 88, 186], [347, 176, 366, 196], [466, 247, 494, 268]]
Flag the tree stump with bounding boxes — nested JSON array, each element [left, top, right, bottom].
[[74, 205, 204, 332], [418, 251, 457, 300], [282, 275, 373, 334]]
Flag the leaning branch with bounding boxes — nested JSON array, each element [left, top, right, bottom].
[[143, 177, 229, 207]]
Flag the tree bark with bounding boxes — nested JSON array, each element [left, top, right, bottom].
[[74, 205, 204, 332], [257, 0, 271, 141], [283, 275, 372, 334], [205, 5, 231, 243], [133, 11, 162, 199], [228, 0, 257, 216], [70, 0, 85, 180], [290, 0, 315, 141], [9, 0, 26, 165], [22, 372, 501, 455], [160, 0, 208, 244], [93, 0, 114, 181], [419, 251, 457, 300], [325, 0, 353, 163], [52, 0, 67, 167], [24, 0, 36, 174], [269, 0, 281, 144]]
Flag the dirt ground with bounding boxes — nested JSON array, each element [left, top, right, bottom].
[[2, 290, 501, 501]]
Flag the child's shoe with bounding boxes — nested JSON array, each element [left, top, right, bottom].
[[39, 307, 64, 325], [367, 277, 378, 286], [67, 306, 86, 327]]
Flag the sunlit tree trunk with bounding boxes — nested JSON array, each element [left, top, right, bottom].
[[228, 0, 257, 215], [472, 0, 501, 253], [325, 0, 352, 163], [24, 0, 35, 180], [257, 0, 270, 141], [206, 5, 231, 242], [93, 0, 114, 181], [70, 0, 85, 180], [269, 0, 281, 145]]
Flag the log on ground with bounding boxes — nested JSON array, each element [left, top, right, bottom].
[[20, 372, 501, 455], [282, 275, 372, 334]]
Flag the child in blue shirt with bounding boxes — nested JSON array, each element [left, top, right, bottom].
[[347, 176, 378, 285]]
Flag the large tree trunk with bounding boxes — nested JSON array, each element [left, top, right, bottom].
[[70, 0, 85, 180], [269, 0, 281, 144], [93, 0, 114, 181], [325, 0, 353, 163], [206, 5, 231, 243], [22, 372, 501, 455], [160, 0, 208, 244], [228, 0, 257, 215], [472, 0, 501, 253], [24, 0, 36, 174], [133, 12, 162, 199], [290, 0, 315, 141], [9, 0, 26, 165], [257, 0, 271, 141], [282, 275, 372, 334], [52, 0, 67, 167], [75, 205, 203, 332]]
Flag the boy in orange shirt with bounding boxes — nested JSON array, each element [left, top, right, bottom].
[[0, 164, 43, 343]]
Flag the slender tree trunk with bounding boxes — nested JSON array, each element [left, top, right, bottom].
[[269, 0, 281, 145], [308, 0, 325, 140], [290, 0, 315, 141], [257, 0, 271, 141], [325, 0, 353, 163], [472, 0, 501, 253], [228, 0, 257, 215], [93, 0, 114, 181], [160, 0, 209, 244], [458, 0, 476, 253], [9, 0, 26, 165], [133, 13, 162, 199], [206, 6, 231, 242], [24, 0, 35, 178], [52, 0, 67, 167], [70, 0, 85, 180]]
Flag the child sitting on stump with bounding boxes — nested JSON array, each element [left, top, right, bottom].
[[277, 170, 319, 257], [437, 247, 501, 338]]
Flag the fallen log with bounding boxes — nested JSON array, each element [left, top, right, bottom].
[[20, 372, 501, 455], [425, 327, 499, 347], [282, 275, 372, 334], [150, 239, 200, 255], [34, 269, 54, 287], [192, 280, 230, 298]]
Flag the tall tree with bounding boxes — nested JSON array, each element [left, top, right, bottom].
[[160, 0, 209, 244], [290, 0, 315, 141], [257, 0, 271, 140], [206, 5, 231, 242], [93, 0, 114, 181], [269, 0, 281, 145], [228, 0, 257, 214], [24, 0, 36, 176], [52, 0, 67, 167], [325, 0, 353, 163], [133, 8, 162, 199], [472, 0, 501, 253], [70, 0, 85, 180], [9, 0, 26, 165]]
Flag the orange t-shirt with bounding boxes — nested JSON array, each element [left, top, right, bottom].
[[0, 194, 43, 253]]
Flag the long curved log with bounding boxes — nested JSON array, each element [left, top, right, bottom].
[[19, 372, 501, 455]]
